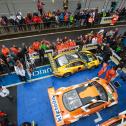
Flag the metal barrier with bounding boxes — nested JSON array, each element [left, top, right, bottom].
[[0, 21, 58, 34], [0, 16, 125, 35], [29, 49, 54, 60]]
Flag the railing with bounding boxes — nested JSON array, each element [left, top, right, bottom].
[[0, 15, 126, 35], [0, 21, 58, 34]]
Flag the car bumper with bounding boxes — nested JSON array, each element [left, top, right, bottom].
[[48, 87, 64, 126]]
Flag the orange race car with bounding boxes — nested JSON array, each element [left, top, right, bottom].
[[48, 77, 118, 126], [100, 110, 126, 126]]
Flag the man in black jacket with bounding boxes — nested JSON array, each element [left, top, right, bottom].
[[102, 44, 112, 63]]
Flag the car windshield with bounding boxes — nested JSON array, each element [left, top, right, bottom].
[[63, 81, 108, 111], [78, 52, 89, 62], [66, 53, 79, 61], [55, 53, 79, 67], [63, 90, 82, 111], [55, 55, 69, 67], [79, 52, 97, 62], [87, 54, 96, 62]]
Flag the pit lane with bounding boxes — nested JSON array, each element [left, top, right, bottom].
[[0, 25, 126, 126]]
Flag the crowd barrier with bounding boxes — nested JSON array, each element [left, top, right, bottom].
[[0, 21, 57, 34], [0, 16, 126, 35], [57, 45, 79, 54], [82, 44, 98, 51], [100, 16, 112, 24], [29, 49, 54, 60]]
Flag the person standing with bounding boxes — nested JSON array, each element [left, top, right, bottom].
[[91, 34, 97, 44], [37, 0, 45, 16], [1, 45, 10, 57], [63, 0, 69, 10], [0, 58, 10, 74], [14, 60, 27, 82], [88, 16, 94, 27], [105, 66, 118, 83], [102, 44, 112, 63], [98, 62, 109, 77]]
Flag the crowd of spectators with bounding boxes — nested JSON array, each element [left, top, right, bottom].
[[0, 39, 51, 72], [55, 28, 126, 65], [0, 5, 126, 33], [0, 28, 126, 81]]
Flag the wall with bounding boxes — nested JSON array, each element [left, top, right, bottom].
[[0, 0, 125, 16]]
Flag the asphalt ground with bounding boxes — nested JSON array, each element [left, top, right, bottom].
[[0, 24, 126, 49], [0, 86, 17, 125]]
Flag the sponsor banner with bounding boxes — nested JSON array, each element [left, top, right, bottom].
[[100, 17, 112, 24], [29, 49, 53, 60], [82, 44, 98, 50], [51, 95, 63, 123], [0, 65, 52, 87]]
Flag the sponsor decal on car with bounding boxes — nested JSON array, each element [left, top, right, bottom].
[[51, 95, 63, 123]]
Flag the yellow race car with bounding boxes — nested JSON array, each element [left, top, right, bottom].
[[48, 50, 100, 77], [48, 77, 118, 126]]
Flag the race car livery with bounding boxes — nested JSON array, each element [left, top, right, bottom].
[[48, 50, 100, 77], [100, 110, 126, 126], [48, 77, 118, 126]]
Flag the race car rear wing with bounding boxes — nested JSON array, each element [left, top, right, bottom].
[[47, 53, 57, 73], [48, 87, 64, 126]]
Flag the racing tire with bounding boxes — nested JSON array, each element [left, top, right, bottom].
[[63, 72, 71, 77]]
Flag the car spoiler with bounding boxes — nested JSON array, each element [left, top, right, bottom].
[[47, 53, 57, 73], [48, 87, 64, 126]]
